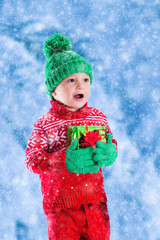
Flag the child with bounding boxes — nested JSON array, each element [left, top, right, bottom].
[[25, 33, 118, 240]]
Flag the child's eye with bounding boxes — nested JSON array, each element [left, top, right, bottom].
[[68, 79, 75, 83], [84, 78, 90, 82]]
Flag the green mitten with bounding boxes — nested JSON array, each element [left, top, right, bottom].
[[65, 139, 99, 174], [93, 133, 118, 167]]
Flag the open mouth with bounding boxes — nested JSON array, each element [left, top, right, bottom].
[[74, 94, 84, 99]]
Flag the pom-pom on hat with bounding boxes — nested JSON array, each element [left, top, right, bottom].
[[44, 33, 93, 99]]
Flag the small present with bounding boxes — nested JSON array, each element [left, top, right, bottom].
[[67, 126, 107, 149]]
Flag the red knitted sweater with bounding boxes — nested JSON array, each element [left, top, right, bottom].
[[25, 100, 117, 215]]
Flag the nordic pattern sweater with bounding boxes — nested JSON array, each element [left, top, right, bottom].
[[25, 100, 117, 215]]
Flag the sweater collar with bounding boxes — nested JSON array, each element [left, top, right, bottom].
[[49, 100, 90, 119]]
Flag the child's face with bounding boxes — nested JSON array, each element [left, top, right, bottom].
[[51, 73, 91, 112]]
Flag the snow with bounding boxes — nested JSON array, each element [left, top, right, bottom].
[[0, 0, 160, 239]]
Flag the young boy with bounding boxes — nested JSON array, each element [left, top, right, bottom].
[[25, 33, 118, 240]]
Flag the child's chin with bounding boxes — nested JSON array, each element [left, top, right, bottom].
[[68, 103, 85, 112]]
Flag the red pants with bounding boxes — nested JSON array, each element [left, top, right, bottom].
[[46, 202, 110, 240]]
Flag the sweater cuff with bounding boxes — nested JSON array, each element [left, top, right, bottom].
[[28, 148, 67, 174]]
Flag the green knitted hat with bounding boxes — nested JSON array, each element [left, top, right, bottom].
[[44, 33, 93, 99]]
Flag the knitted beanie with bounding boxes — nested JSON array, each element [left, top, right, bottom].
[[44, 33, 93, 99]]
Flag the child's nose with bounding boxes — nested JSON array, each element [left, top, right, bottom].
[[76, 81, 84, 89]]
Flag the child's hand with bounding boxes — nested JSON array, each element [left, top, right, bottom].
[[65, 139, 99, 174], [93, 133, 118, 167]]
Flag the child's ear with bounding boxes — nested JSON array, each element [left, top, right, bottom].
[[51, 90, 56, 98]]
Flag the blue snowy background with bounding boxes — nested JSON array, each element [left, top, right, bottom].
[[0, 0, 160, 239]]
